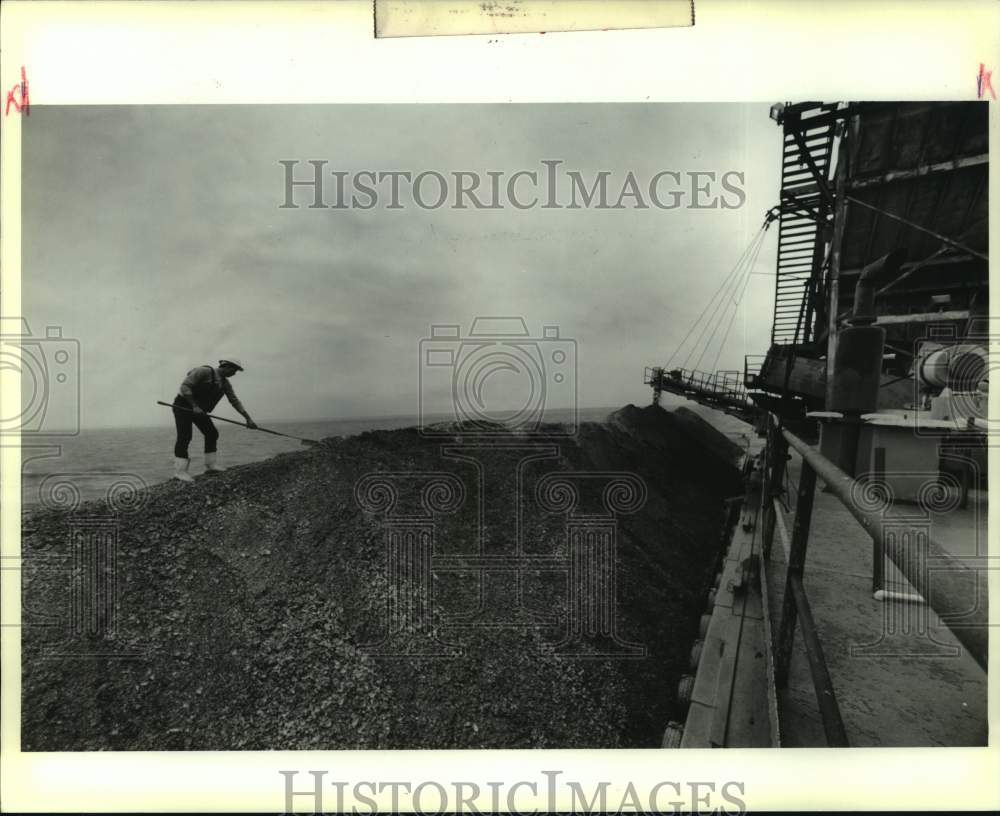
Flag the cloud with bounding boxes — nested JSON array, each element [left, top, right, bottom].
[[22, 104, 781, 428]]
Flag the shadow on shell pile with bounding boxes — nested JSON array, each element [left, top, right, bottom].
[[21, 404, 743, 750]]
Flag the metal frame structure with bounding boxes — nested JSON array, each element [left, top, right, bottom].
[[756, 412, 988, 746], [653, 101, 990, 748]]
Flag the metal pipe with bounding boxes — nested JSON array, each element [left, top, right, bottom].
[[874, 589, 926, 604], [781, 427, 988, 672], [850, 250, 907, 326], [872, 446, 886, 593], [825, 124, 849, 408], [789, 574, 850, 746]]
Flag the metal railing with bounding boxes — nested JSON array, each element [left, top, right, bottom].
[[644, 365, 753, 410], [758, 412, 989, 746], [744, 355, 766, 389], [758, 417, 847, 745]]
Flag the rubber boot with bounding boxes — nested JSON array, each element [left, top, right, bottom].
[[204, 452, 225, 473], [173, 457, 194, 482]]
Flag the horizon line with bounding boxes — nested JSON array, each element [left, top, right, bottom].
[[30, 405, 629, 434]]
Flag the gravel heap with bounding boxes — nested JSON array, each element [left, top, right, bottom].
[[22, 404, 743, 750]]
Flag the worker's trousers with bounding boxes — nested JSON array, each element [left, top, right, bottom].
[[172, 395, 219, 458]]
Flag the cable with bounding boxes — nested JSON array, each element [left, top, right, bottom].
[[705, 226, 769, 373], [876, 216, 988, 296], [666, 220, 767, 370], [846, 196, 988, 262], [693, 225, 769, 372], [685, 225, 768, 371], [697, 240, 760, 372], [684, 228, 764, 368], [671, 225, 762, 370]]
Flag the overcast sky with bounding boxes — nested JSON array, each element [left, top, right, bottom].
[[23, 104, 781, 429]]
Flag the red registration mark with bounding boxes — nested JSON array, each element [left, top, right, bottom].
[[5, 66, 30, 116]]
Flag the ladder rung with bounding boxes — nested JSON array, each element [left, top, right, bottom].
[[783, 176, 823, 188], [783, 181, 824, 194], [783, 134, 831, 148], [783, 149, 828, 164], [784, 129, 832, 146], [783, 167, 820, 179], [783, 152, 829, 165], [783, 181, 821, 192], [783, 147, 830, 161]]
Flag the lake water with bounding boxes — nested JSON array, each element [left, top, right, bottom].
[[19, 408, 620, 508]]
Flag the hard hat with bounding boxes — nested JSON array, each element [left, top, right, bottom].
[[219, 357, 244, 371]]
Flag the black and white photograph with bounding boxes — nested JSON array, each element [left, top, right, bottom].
[[1, 2, 997, 813]]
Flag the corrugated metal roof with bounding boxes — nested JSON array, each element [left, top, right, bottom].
[[841, 102, 988, 272]]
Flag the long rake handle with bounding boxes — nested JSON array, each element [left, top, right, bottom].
[[157, 401, 318, 444]]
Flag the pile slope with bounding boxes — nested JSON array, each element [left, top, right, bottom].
[[22, 404, 743, 749]]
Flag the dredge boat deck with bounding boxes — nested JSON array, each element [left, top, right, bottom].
[[767, 451, 988, 747], [680, 439, 988, 748]]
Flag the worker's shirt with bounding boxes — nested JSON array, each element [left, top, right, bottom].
[[177, 365, 245, 414]]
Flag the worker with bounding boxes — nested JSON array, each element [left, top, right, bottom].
[[172, 358, 258, 481]]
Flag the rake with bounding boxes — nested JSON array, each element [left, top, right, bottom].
[[157, 401, 320, 445]]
